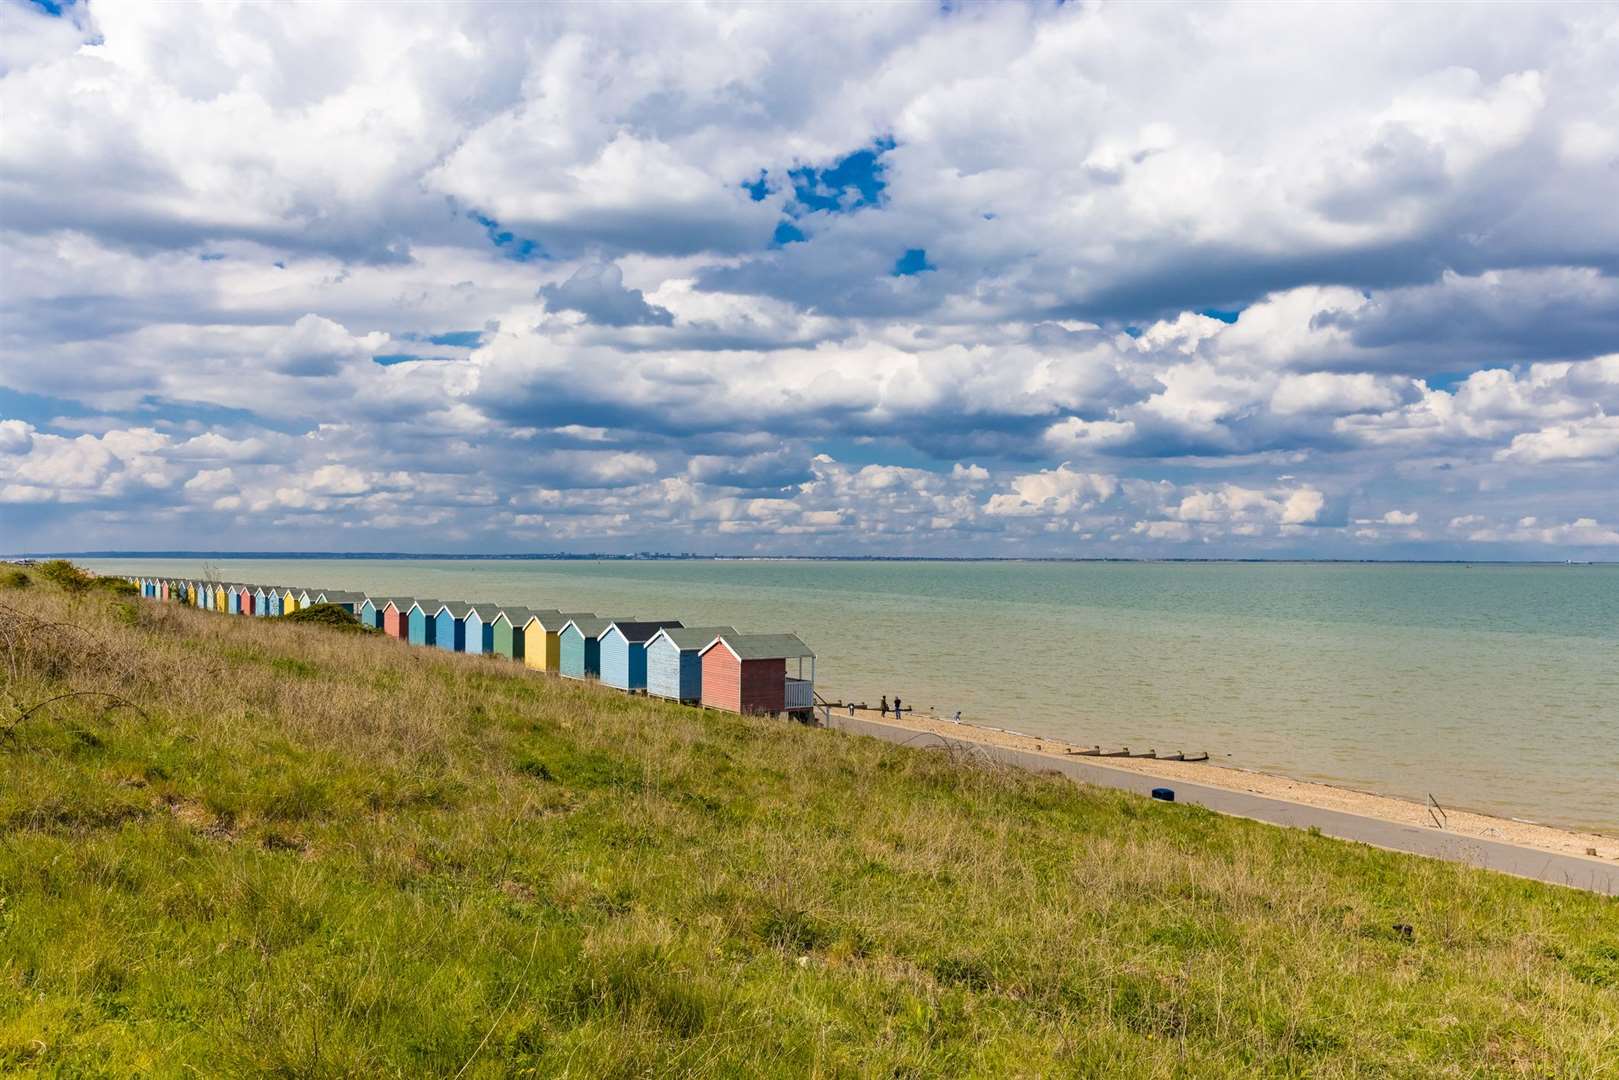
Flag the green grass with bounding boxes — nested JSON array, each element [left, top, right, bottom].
[[1, 574, 1615, 1076]]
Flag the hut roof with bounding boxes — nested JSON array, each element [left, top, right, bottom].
[[320, 590, 366, 603], [494, 606, 534, 626], [523, 610, 588, 630], [561, 615, 631, 640], [469, 603, 504, 621], [407, 599, 442, 614], [375, 597, 413, 610], [703, 633, 816, 661], [653, 625, 737, 651], [435, 601, 472, 619], [605, 620, 684, 643]]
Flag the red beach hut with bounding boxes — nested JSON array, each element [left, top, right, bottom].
[[698, 633, 816, 717], [382, 599, 411, 640]]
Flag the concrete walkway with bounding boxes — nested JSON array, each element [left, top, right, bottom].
[[823, 713, 1619, 896]]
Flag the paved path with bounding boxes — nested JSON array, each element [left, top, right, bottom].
[[824, 713, 1619, 895]]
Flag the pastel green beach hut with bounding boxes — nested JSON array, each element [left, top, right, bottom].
[[521, 611, 592, 673], [491, 607, 533, 660], [645, 626, 735, 703], [407, 600, 441, 647], [559, 616, 633, 680], [600, 620, 684, 692]]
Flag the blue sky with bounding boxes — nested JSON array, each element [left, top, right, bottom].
[[2, 1, 1617, 557]]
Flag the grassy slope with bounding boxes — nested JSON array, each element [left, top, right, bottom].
[[0, 577, 1615, 1078]]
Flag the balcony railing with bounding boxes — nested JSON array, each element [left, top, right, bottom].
[[784, 678, 814, 710]]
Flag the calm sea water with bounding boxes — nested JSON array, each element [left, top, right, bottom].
[[82, 559, 1619, 833]]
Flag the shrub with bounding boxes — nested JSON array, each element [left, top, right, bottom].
[[36, 559, 94, 593], [283, 602, 372, 632], [1, 568, 30, 589], [92, 576, 139, 596]]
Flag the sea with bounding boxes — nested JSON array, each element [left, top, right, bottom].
[[78, 558, 1619, 834]]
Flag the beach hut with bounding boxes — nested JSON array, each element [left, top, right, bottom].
[[359, 596, 406, 630], [253, 586, 271, 616], [559, 616, 633, 680], [463, 604, 504, 656], [280, 587, 299, 614], [213, 584, 229, 612], [382, 599, 411, 639], [264, 587, 283, 616], [296, 589, 320, 610], [434, 602, 471, 653], [520, 611, 592, 673], [599, 620, 684, 692], [161, 580, 171, 602], [698, 633, 817, 717], [491, 607, 533, 661], [407, 600, 441, 647], [645, 626, 735, 703], [317, 590, 364, 613], [228, 585, 245, 614]]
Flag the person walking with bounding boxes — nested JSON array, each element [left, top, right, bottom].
[[894, 695, 903, 716], [880, 696, 889, 717]]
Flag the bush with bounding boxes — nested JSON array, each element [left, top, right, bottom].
[[1, 568, 30, 589], [283, 602, 372, 633], [92, 576, 139, 596], [35, 559, 94, 593]]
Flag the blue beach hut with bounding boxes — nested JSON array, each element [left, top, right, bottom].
[[599, 620, 684, 692], [253, 586, 271, 616], [434, 602, 471, 653], [408, 600, 442, 647], [227, 585, 245, 614], [558, 616, 632, 680], [464, 604, 503, 656], [645, 626, 735, 703]]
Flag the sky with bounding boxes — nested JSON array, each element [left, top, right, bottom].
[[2, 1, 1617, 559]]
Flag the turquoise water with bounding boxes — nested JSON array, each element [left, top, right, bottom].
[[83, 559, 1619, 833]]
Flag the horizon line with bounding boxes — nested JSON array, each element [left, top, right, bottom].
[[12, 550, 1615, 567]]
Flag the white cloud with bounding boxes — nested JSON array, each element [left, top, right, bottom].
[[2, 2, 1616, 555], [985, 465, 1117, 517]]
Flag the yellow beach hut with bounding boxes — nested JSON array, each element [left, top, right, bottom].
[[521, 610, 593, 672]]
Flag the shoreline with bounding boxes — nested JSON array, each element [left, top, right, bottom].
[[848, 706, 1619, 867]]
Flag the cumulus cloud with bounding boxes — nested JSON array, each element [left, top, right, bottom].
[[1, 2, 1616, 556], [538, 263, 675, 327]]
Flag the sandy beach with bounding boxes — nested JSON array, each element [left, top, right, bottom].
[[858, 707, 1619, 866]]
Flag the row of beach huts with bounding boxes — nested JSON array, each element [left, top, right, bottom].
[[129, 575, 818, 718]]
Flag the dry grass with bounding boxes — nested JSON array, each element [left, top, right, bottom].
[[0, 574, 1615, 1076]]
